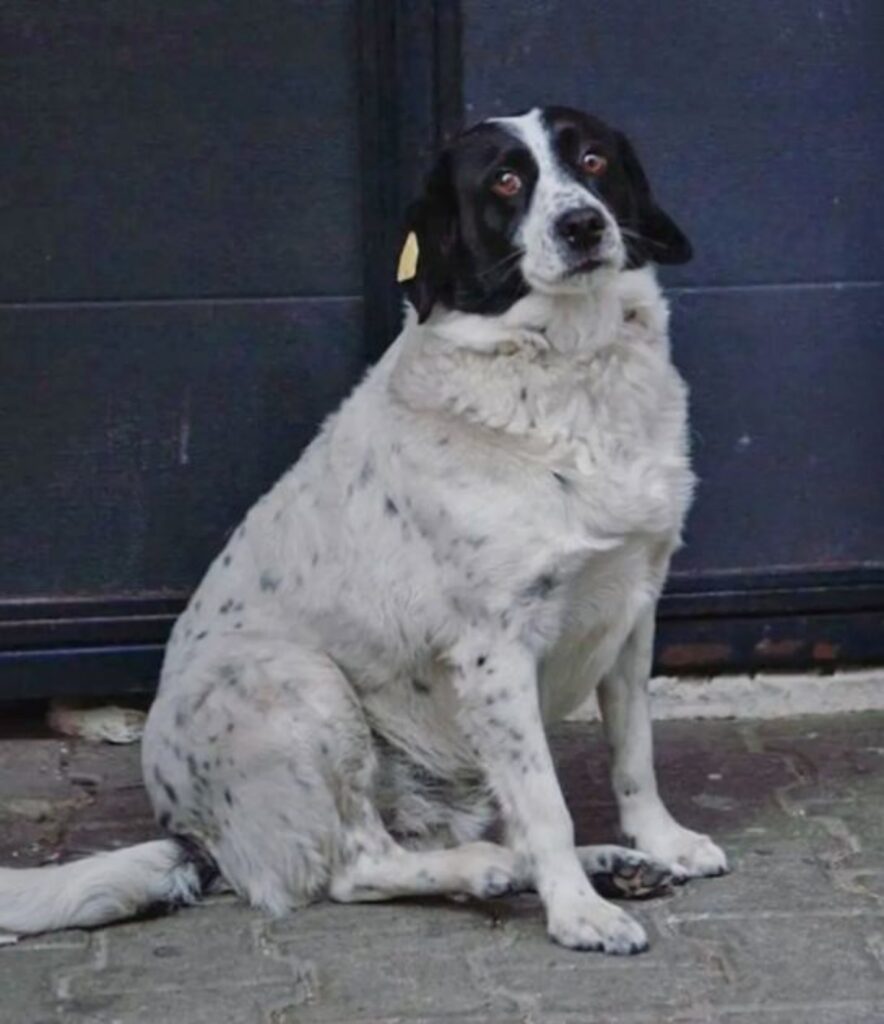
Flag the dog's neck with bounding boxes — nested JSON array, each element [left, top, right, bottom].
[[387, 267, 669, 427], [413, 266, 661, 361]]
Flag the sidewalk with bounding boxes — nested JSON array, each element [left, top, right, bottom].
[[1, 709, 883, 1023]]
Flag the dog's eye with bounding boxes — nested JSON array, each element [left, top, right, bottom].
[[580, 151, 608, 176], [491, 169, 522, 197]]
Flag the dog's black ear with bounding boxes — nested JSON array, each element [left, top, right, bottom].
[[617, 132, 693, 266], [400, 152, 459, 322]]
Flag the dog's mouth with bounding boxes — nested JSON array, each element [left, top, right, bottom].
[[564, 255, 605, 278], [561, 235, 625, 280]]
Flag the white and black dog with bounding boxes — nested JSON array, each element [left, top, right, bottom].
[[0, 106, 727, 953]]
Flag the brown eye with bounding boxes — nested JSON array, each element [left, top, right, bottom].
[[580, 151, 608, 176], [491, 169, 522, 197]]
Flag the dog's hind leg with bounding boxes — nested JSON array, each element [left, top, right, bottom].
[[144, 640, 383, 916], [330, 801, 527, 902]]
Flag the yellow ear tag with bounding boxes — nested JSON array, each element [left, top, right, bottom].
[[396, 231, 419, 282]]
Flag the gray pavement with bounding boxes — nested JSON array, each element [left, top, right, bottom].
[[1, 708, 883, 1023]]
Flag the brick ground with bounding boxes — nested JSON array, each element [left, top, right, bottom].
[[1, 709, 883, 1023]]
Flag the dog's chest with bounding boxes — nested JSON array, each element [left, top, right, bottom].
[[453, 328, 694, 553], [430, 328, 692, 716]]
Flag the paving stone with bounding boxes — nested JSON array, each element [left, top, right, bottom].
[[718, 1006, 884, 1023], [263, 901, 511, 1021], [670, 911, 884, 1009], [1, 711, 884, 1023], [0, 933, 92, 1024]]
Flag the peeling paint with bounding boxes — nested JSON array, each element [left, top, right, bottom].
[[812, 641, 841, 661], [755, 637, 805, 658], [659, 643, 731, 669]]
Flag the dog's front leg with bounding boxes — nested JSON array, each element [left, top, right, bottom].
[[450, 635, 647, 953], [598, 609, 729, 879]]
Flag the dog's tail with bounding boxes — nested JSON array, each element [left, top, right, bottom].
[[0, 838, 214, 935]]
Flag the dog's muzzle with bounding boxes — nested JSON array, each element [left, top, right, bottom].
[[556, 206, 616, 276]]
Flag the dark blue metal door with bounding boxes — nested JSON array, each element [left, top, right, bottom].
[[2, 1, 882, 694]]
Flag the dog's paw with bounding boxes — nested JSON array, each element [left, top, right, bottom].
[[471, 865, 516, 899], [632, 827, 729, 881], [462, 842, 523, 899], [579, 845, 674, 900], [547, 893, 648, 954]]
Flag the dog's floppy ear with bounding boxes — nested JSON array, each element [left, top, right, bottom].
[[399, 151, 459, 322], [617, 132, 693, 266]]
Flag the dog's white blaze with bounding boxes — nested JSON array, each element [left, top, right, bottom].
[[494, 108, 624, 290]]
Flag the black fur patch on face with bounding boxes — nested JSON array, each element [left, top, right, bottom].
[[401, 106, 691, 320], [541, 106, 692, 268], [401, 121, 537, 322]]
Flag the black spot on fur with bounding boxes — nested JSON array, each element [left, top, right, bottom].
[[222, 554, 231, 567], [174, 836, 220, 891], [219, 599, 233, 614], [520, 386, 528, 401], [174, 710, 187, 729], [158, 811, 171, 830], [219, 664, 238, 686], [224, 788, 234, 807], [552, 471, 570, 489], [259, 571, 281, 593], [621, 776, 641, 798], [195, 630, 208, 641], [154, 767, 179, 806], [476, 655, 487, 667], [412, 677, 432, 695], [522, 574, 557, 601], [194, 600, 202, 612], [192, 686, 212, 713], [384, 496, 399, 517], [358, 457, 375, 487]]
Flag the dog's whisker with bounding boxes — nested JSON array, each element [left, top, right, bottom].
[[476, 248, 525, 280]]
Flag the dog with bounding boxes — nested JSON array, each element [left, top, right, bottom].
[[0, 106, 727, 953]]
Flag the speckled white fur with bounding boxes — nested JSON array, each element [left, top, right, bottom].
[[0, 112, 726, 948], [137, 256, 726, 952]]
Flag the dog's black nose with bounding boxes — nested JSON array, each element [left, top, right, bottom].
[[556, 207, 605, 252]]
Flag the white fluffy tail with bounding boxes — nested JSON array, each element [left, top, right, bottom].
[[0, 840, 202, 935]]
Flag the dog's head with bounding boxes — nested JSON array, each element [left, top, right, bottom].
[[401, 106, 692, 322]]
